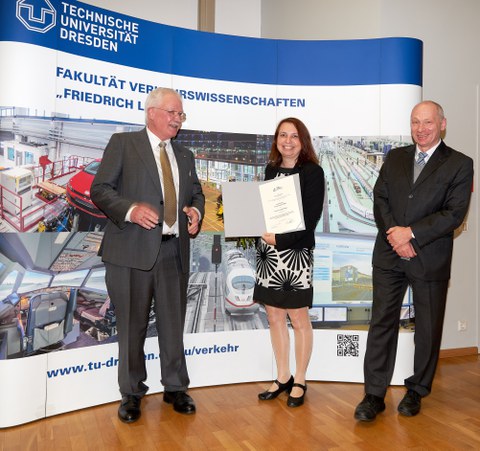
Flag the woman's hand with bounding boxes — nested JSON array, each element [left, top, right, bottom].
[[262, 232, 276, 246]]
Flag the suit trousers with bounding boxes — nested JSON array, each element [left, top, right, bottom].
[[105, 237, 190, 397], [364, 265, 448, 398]]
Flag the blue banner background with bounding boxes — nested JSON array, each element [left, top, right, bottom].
[[1, 0, 422, 86]]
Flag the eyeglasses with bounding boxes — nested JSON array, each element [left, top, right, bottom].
[[151, 107, 187, 122]]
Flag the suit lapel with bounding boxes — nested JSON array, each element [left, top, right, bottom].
[[414, 141, 450, 186], [134, 128, 161, 190], [132, 134, 189, 201], [401, 145, 416, 188]]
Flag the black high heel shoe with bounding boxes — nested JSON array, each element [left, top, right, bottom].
[[287, 383, 307, 407], [258, 376, 294, 400]]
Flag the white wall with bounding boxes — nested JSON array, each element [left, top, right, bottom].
[[215, 0, 261, 37], [76, 0, 479, 352], [261, 0, 382, 40]]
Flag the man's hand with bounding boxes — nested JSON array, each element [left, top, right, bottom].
[[184, 206, 200, 235], [387, 226, 413, 250], [386, 226, 417, 258], [394, 242, 417, 259], [131, 203, 159, 230]]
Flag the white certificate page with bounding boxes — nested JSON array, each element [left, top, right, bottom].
[[258, 174, 305, 234]]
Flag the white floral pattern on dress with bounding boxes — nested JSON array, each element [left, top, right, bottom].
[[256, 239, 313, 292]]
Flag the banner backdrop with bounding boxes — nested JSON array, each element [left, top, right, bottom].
[[0, 0, 422, 427]]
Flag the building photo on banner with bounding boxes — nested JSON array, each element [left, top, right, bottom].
[[0, 0, 421, 426]]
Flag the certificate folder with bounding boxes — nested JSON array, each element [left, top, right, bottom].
[[222, 173, 305, 237]]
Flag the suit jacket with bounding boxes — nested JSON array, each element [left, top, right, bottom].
[[91, 128, 205, 273], [265, 161, 325, 251], [372, 141, 473, 280]]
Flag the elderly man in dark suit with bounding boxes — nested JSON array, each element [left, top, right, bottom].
[[91, 87, 205, 422], [354, 100, 473, 422]]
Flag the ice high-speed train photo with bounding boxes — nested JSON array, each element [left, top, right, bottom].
[[223, 249, 258, 315]]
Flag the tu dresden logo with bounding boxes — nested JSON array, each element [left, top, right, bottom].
[[16, 0, 56, 33]]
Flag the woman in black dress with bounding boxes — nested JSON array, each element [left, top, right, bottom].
[[255, 117, 325, 407]]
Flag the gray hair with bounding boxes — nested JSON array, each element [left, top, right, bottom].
[[144, 87, 182, 124]]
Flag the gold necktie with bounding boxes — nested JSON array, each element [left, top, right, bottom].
[[159, 141, 177, 227]]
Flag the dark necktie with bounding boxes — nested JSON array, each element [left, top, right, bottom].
[[159, 141, 177, 227], [416, 152, 427, 167]]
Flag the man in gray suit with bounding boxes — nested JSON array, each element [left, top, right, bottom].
[[354, 101, 473, 422], [91, 87, 205, 422]]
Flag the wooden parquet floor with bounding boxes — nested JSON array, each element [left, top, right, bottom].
[[1, 355, 479, 450]]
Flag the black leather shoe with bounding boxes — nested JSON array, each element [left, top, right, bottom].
[[163, 391, 196, 414], [287, 383, 307, 407], [354, 394, 385, 422], [398, 389, 421, 416], [258, 376, 294, 400], [118, 395, 141, 423]]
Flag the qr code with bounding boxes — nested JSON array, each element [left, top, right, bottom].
[[337, 334, 360, 357]]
